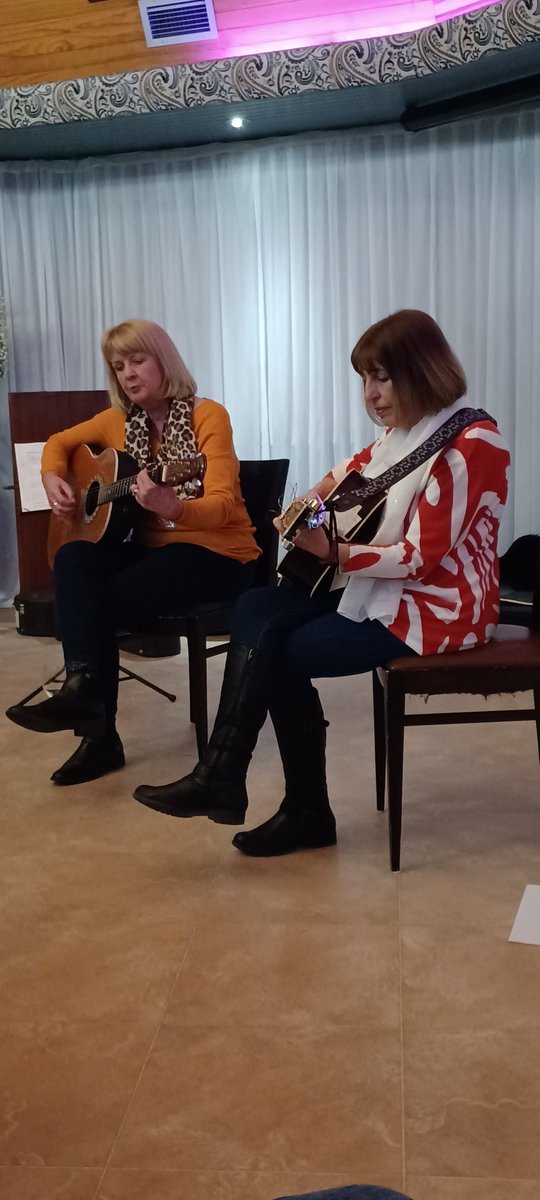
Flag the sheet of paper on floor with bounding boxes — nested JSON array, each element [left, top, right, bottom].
[[508, 884, 540, 945]]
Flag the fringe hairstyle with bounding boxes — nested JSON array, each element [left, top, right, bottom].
[[351, 310, 467, 426], [102, 319, 197, 413]]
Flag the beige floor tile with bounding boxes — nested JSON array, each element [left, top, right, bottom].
[[0, 842, 218, 930], [0, 744, 96, 861], [0, 917, 193, 1024], [404, 1030, 540, 1179], [50, 789, 230, 859], [163, 913, 400, 1029], [392, 712, 540, 874], [0, 1167, 100, 1199], [3, 622, 540, 1191], [0, 1021, 154, 1167], [98, 1169, 405, 1200], [407, 1178, 540, 1200], [26, 839, 224, 927], [111, 1024, 402, 1173], [209, 842, 399, 925], [401, 923, 540, 1034], [399, 862, 535, 930]]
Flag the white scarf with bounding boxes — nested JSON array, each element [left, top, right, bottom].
[[337, 397, 472, 625]]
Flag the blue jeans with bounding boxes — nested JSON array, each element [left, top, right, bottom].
[[275, 1187, 413, 1200], [231, 583, 416, 694]]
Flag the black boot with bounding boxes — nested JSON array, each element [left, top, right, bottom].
[[51, 731, 125, 786], [133, 643, 271, 824], [6, 671, 106, 738], [232, 687, 337, 856]]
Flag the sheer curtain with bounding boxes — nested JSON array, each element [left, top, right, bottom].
[[1, 106, 539, 604]]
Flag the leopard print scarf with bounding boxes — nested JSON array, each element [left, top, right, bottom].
[[124, 394, 201, 498]]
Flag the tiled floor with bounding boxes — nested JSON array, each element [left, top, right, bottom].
[[1, 611, 540, 1200]]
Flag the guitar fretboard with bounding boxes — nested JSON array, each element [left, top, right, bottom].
[[97, 472, 141, 508]]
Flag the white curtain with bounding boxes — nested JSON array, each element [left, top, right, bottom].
[[0, 366, 18, 604], [1, 107, 539, 604]]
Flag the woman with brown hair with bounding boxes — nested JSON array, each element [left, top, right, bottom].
[[6, 319, 259, 784], [133, 309, 511, 857], [134, 309, 511, 857]]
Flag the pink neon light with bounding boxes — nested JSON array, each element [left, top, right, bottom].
[[199, 0, 492, 62]]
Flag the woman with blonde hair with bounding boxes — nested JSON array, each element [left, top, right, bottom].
[[6, 319, 259, 784], [134, 309, 511, 858]]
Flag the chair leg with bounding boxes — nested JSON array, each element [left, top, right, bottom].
[[386, 678, 406, 872], [186, 625, 209, 757], [372, 669, 387, 811]]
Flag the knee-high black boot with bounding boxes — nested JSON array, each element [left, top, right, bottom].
[[133, 643, 272, 824], [232, 686, 337, 856]]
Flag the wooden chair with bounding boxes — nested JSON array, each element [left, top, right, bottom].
[[129, 457, 289, 755], [372, 541, 540, 871]]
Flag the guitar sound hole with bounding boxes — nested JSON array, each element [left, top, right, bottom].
[[84, 479, 101, 522]]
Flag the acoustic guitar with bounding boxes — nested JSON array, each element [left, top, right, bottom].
[[47, 442, 206, 568], [277, 469, 387, 597], [276, 406, 494, 598]]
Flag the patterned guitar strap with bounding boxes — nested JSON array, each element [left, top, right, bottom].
[[319, 407, 495, 562], [330, 407, 494, 511]]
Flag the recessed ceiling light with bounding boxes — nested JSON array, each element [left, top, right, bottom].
[[230, 116, 244, 129]]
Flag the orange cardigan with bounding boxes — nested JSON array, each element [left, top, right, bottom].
[[42, 399, 260, 563]]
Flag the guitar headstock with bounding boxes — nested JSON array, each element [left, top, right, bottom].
[[277, 496, 322, 546], [152, 454, 207, 488]]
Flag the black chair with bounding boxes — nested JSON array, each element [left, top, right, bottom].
[[372, 538, 540, 871], [131, 458, 289, 755], [499, 534, 539, 627]]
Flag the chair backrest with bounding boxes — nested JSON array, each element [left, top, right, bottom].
[[499, 534, 540, 591], [499, 534, 540, 630], [238, 459, 289, 588]]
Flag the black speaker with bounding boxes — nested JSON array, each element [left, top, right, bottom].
[[14, 592, 56, 637]]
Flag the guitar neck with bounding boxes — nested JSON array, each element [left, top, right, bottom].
[[97, 461, 167, 510], [87, 452, 205, 512], [97, 471, 140, 509]]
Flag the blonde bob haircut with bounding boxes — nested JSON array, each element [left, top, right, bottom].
[[351, 309, 467, 427], [102, 319, 197, 413]]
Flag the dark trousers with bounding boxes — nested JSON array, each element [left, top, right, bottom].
[[275, 1188, 413, 1200], [230, 583, 417, 706], [54, 539, 255, 722]]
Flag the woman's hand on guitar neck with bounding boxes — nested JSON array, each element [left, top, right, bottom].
[[131, 468, 184, 523], [42, 471, 76, 524]]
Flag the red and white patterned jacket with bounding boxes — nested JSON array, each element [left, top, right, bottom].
[[334, 418, 510, 655]]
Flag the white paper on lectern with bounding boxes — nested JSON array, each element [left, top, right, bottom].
[[508, 885, 540, 945], [14, 442, 49, 512]]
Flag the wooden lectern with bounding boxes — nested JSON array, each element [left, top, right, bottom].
[[8, 391, 108, 634]]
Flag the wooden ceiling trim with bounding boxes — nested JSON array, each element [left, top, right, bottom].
[[0, 0, 523, 89]]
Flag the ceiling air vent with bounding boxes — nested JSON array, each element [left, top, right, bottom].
[[138, 0, 217, 45]]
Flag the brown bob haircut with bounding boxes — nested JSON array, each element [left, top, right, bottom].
[[102, 319, 197, 414], [350, 309, 467, 426]]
